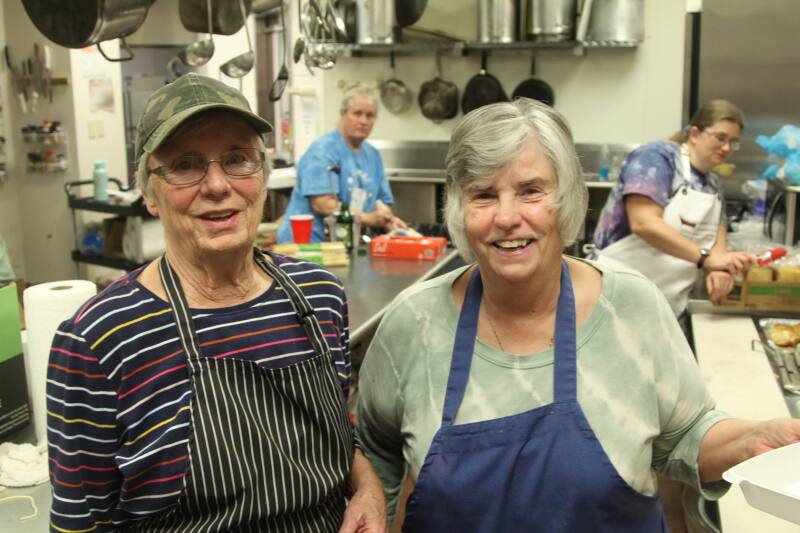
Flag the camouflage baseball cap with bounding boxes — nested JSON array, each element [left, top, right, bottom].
[[134, 73, 273, 161]]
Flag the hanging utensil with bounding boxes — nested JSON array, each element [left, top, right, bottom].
[[396, 0, 428, 28], [221, 0, 255, 77], [511, 54, 554, 106], [418, 50, 459, 122], [379, 51, 413, 114], [268, 0, 290, 101], [324, 0, 348, 41], [180, 0, 215, 66], [461, 50, 508, 115], [179, 0, 253, 35]]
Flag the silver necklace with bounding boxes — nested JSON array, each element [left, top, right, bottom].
[[483, 300, 553, 352]]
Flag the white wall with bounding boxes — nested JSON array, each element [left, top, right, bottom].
[[3, 0, 78, 283], [1, 1, 126, 284], [0, 0, 25, 280], [290, 0, 686, 156]]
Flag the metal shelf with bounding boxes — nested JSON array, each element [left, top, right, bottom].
[[328, 39, 637, 57], [71, 251, 144, 272], [67, 196, 149, 217]]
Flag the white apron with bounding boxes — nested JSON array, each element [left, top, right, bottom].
[[596, 147, 722, 316]]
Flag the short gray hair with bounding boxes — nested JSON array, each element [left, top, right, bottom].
[[136, 111, 271, 195], [444, 98, 588, 262], [340, 86, 378, 114]]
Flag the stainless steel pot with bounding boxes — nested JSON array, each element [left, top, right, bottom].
[[522, 0, 576, 42], [22, 0, 151, 60], [180, 0, 253, 35], [356, 0, 394, 44], [585, 0, 644, 45], [478, 0, 516, 43]]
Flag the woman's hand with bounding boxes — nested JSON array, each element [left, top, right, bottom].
[[705, 271, 734, 301], [340, 450, 388, 533], [748, 419, 800, 457], [698, 418, 800, 482], [704, 250, 755, 275], [387, 216, 408, 232]]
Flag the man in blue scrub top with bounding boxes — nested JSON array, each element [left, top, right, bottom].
[[278, 88, 407, 243]]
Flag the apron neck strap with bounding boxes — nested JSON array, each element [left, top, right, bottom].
[[159, 255, 203, 359], [553, 261, 578, 402], [158, 249, 331, 362], [441, 261, 579, 426], [252, 248, 332, 362], [441, 268, 483, 425]]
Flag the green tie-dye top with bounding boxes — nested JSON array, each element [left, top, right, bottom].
[[355, 259, 730, 517]]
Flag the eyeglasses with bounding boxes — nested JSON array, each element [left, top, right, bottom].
[[148, 148, 265, 187], [702, 130, 741, 152]]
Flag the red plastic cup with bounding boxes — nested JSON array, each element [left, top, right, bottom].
[[289, 214, 313, 244]]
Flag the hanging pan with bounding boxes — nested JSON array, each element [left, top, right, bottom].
[[461, 50, 507, 115], [180, 0, 253, 35], [21, 0, 150, 61], [396, 0, 428, 28], [511, 55, 554, 106], [418, 51, 458, 123], [379, 52, 413, 114]]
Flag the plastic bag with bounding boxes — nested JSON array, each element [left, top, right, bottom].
[[757, 125, 800, 184]]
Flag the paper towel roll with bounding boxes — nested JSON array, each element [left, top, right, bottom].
[[123, 218, 165, 263], [22, 280, 97, 445]]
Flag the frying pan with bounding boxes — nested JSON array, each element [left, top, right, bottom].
[[396, 0, 428, 28], [418, 52, 459, 122], [379, 52, 413, 114], [511, 55, 554, 106], [461, 51, 507, 115]]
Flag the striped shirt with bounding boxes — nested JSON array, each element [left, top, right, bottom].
[[46, 254, 352, 533]]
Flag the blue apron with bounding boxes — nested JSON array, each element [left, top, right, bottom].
[[402, 263, 667, 532]]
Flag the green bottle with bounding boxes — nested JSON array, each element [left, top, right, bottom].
[[336, 202, 354, 252]]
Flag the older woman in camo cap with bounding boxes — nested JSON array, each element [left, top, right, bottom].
[[47, 73, 386, 532], [355, 98, 800, 532]]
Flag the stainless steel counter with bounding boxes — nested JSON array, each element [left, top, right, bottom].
[[688, 299, 800, 418], [328, 248, 464, 363]]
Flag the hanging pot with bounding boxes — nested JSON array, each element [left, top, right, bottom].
[[418, 52, 458, 122], [511, 55, 554, 106], [22, 0, 151, 61], [461, 51, 507, 115], [379, 52, 413, 114], [180, 0, 253, 35], [396, 0, 427, 28]]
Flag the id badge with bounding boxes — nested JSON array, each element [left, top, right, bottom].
[[350, 188, 367, 212]]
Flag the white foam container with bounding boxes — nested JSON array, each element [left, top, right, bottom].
[[723, 441, 800, 525]]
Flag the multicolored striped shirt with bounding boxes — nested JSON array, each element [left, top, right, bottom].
[[46, 254, 351, 532]]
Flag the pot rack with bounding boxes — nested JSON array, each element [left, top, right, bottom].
[[327, 38, 637, 58]]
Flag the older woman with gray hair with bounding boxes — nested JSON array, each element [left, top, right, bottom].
[[278, 86, 407, 243], [355, 98, 800, 532], [47, 73, 386, 532]]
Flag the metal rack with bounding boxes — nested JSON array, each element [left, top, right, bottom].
[[65, 179, 151, 272]]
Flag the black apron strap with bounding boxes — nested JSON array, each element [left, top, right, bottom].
[[253, 248, 333, 361], [158, 255, 202, 359]]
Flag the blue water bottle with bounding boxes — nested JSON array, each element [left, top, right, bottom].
[[93, 160, 109, 202]]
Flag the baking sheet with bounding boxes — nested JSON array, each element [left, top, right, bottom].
[[756, 318, 800, 394]]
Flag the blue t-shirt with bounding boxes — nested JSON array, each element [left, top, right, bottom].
[[593, 141, 726, 250], [278, 130, 394, 243]]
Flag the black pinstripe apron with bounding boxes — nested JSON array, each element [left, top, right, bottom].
[[134, 249, 353, 532]]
